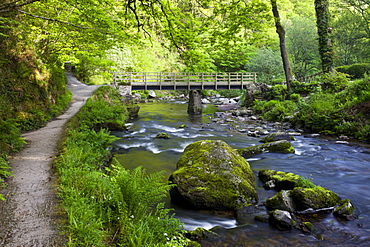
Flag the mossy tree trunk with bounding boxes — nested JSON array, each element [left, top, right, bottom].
[[271, 0, 292, 93], [315, 0, 334, 74]]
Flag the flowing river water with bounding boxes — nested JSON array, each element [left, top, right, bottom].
[[110, 100, 370, 247]]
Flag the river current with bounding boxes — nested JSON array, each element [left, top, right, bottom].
[[110, 100, 370, 246]]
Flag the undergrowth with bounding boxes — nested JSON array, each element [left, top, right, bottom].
[[56, 86, 190, 246], [251, 73, 370, 142]]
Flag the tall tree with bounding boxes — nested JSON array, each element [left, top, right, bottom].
[[314, 0, 334, 73], [271, 0, 292, 91]]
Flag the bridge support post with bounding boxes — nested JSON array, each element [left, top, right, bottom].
[[187, 90, 202, 115]]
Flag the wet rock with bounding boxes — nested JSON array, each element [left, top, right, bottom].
[[185, 227, 219, 241], [265, 190, 296, 212], [260, 132, 296, 143], [148, 90, 156, 98], [231, 109, 253, 117], [155, 132, 171, 139], [169, 140, 257, 211], [254, 214, 270, 223], [269, 209, 296, 230], [290, 187, 341, 211], [202, 98, 211, 104], [237, 140, 295, 158], [333, 199, 355, 220], [258, 169, 308, 190], [299, 221, 317, 233], [305, 133, 320, 138], [247, 131, 260, 137], [335, 141, 350, 144], [179, 124, 187, 128]]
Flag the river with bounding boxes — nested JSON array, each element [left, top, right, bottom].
[[110, 100, 370, 246]]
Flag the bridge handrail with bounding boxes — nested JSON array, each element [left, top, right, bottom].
[[112, 72, 257, 90]]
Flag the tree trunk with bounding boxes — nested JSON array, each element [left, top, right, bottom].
[[315, 0, 334, 74], [271, 0, 292, 92]]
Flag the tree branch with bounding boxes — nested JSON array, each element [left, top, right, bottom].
[[18, 10, 99, 30], [0, 0, 40, 13]]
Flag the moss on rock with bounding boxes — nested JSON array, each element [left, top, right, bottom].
[[170, 140, 257, 211], [333, 199, 355, 220], [259, 169, 314, 190], [237, 140, 295, 159], [260, 132, 296, 143], [155, 132, 171, 139], [265, 190, 295, 212], [290, 187, 341, 211]]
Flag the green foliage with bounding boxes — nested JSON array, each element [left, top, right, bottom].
[[253, 99, 297, 122], [244, 47, 284, 84], [291, 80, 322, 95], [71, 86, 128, 131], [296, 176, 316, 189], [218, 89, 244, 98], [290, 93, 301, 102], [0, 120, 26, 156], [57, 87, 186, 246], [267, 84, 288, 100], [286, 16, 320, 80], [0, 155, 13, 200], [336, 63, 370, 79], [320, 71, 349, 92], [293, 93, 343, 133]]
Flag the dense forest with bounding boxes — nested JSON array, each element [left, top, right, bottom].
[[1, 0, 370, 245]]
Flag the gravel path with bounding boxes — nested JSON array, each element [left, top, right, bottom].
[[0, 74, 100, 246]]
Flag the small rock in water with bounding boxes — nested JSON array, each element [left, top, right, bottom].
[[335, 141, 349, 144], [202, 98, 211, 104]]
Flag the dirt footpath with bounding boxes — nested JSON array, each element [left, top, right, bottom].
[[0, 74, 100, 246]]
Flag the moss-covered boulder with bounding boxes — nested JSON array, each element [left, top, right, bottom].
[[155, 132, 171, 139], [237, 140, 295, 158], [258, 169, 315, 190], [169, 140, 257, 211], [260, 132, 296, 143], [290, 187, 341, 211]]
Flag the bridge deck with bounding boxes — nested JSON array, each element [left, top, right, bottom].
[[112, 72, 257, 90]]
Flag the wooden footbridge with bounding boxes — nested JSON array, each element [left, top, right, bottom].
[[111, 72, 257, 90]]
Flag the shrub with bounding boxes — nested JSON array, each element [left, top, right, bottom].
[[253, 99, 297, 122], [336, 63, 370, 79], [293, 93, 343, 133], [266, 84, 287, 100], [321, 71, 349, 92], [290, 93, 301, 103], [291, 80, 321, 95], [218, 89, 244, 98]]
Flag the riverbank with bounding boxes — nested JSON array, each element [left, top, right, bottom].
[[0, 74, 100, 246]]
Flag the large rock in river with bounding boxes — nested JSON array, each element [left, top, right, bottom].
[[169, 140, 258, 211]]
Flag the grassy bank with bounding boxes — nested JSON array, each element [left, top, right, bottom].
[[55, 86, 191, 246]]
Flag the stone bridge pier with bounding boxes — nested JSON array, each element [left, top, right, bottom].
[[187, 90, 202, 115]]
